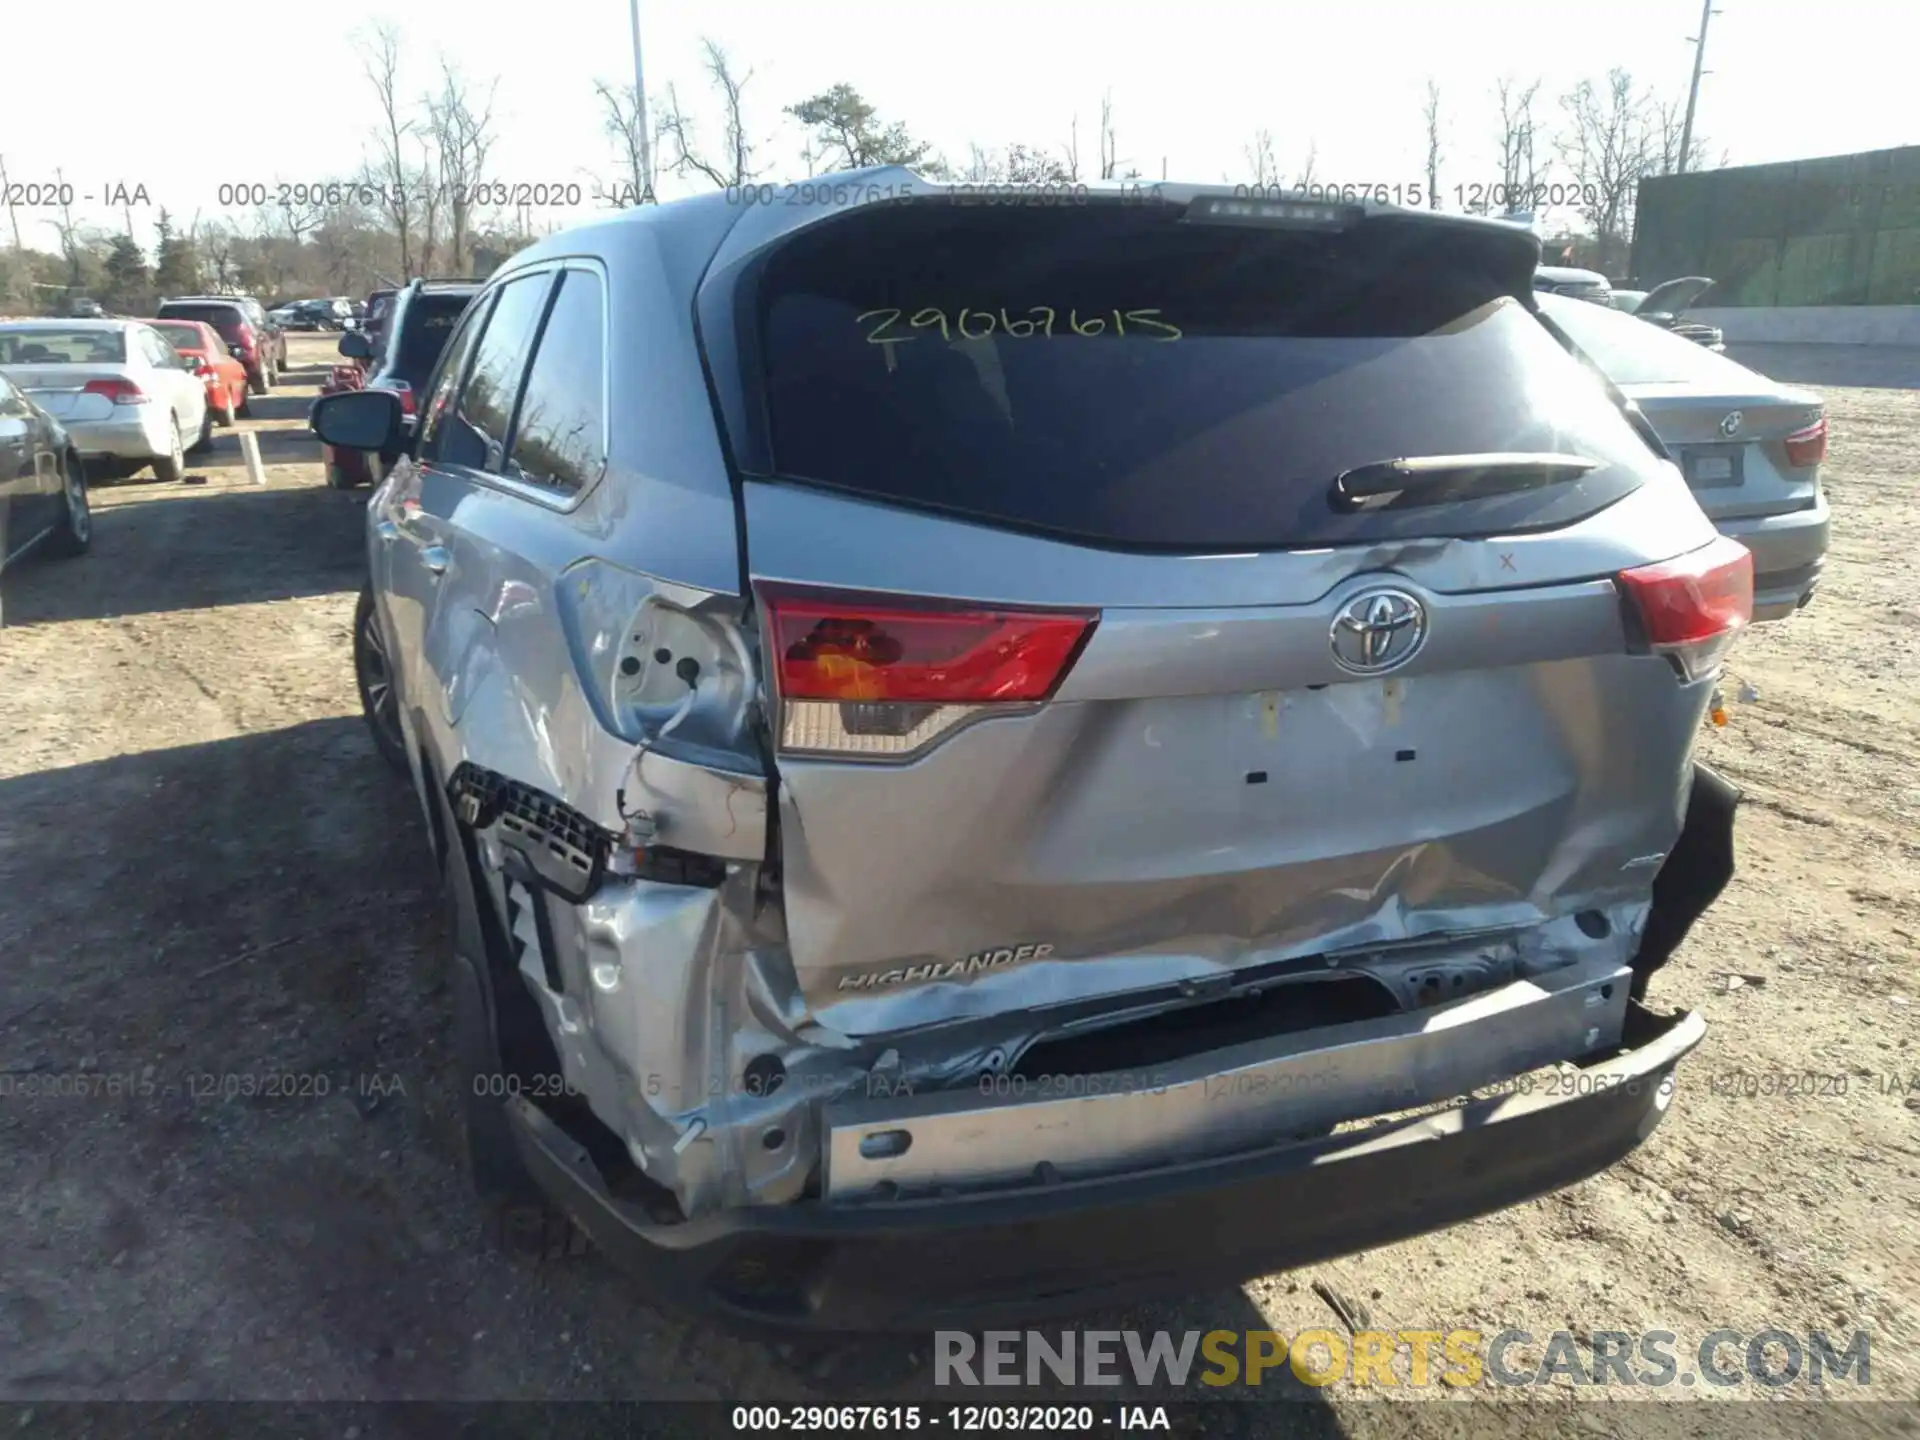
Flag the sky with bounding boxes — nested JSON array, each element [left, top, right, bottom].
[[1, 0, 1913, 253]]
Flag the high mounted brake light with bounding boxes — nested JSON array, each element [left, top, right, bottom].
[[762, 588, 1097, 758], [1617, 535, 1753, 683], [1184, 194, 1357, 229]]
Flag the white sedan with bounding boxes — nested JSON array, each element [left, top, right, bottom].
[[0, 319, 211, 482]]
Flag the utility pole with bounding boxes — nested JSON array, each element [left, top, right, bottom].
[[1677, 0, 1718, 174], [628, 0, 653, 202]]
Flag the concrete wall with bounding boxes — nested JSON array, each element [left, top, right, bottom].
[[1689, 305, 1920, 346]]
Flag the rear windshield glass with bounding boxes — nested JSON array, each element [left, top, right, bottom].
[[0, 329, 126, 364], [152, 322, 205, 350], [1539, 293, 1753, 387], [750, 205, 1655, 550], [389, 293, 475, 387], [158, 303, 245, 338]]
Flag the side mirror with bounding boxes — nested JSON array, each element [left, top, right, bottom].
[[310, 388, 404, 452], [338, 329, 373, 359]]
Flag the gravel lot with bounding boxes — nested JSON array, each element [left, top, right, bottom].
[[0, 335, 1914, 1435]]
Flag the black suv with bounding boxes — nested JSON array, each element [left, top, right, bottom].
[[321, 278, 480, 488], [156, 295, 288, 393]]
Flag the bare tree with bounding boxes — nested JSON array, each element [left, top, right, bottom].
[[595, 80, 656, 205], [1295, 141, 1318, 190], [1098, 91, 1123, 180], [427, 58, 498, 273], [417, 133, 442, 277], [1243, 129, 1279, 187], [1557, 69, 1660, 274], [962, 142, 1075, 185], [1422, 80, 1444, 209], [1648, 96, 1714, 177], [202, 220, 237, 290], [360, 23, 419, 277], [0, 156, 21, 249], [657, 39, 761, 189], [1487, 77, 1551, 216], [1060, 116, 1082, 182], [52, 167, 84, 294]]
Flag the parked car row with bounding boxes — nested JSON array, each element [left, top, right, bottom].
[[0, 320, 213, 482], [1532, 265, 1726, 350], [309, 174, 1780, 1331], [316, 279, 481, 489], [154, 294, 288, 394], [272, 297, 358, 331], [0, 363, 91, 617]]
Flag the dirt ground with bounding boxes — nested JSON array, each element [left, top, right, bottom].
[[0, 334, 1914, 1435]]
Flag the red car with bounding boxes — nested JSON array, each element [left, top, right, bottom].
[[146, 318, 251, 426]]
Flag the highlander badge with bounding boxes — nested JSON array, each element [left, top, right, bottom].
[[838, 943, 1055, 991]]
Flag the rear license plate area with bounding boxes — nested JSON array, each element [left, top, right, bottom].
[[1684, 446, 1744, 489]]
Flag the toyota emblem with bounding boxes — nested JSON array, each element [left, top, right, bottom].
[[1330, 587, 1429, 675]]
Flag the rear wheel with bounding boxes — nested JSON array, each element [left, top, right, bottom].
[[190, 404, 214, 454], [236, 386, 252, 418], [43, 452, 91, 558], [353, 586, 409, 774], [248, 366, 269, 397], [150, 416, 186, 483], [215, 390, 237, 427]]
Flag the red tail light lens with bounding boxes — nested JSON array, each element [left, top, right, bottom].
[[1783, 416, 1827, 468], [766, 592, 1096, 704], [82, 377, 148, 405], [1618, 535, 1753, 681], [389, 380, 417, 416]]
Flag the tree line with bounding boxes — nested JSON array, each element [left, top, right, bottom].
[[0, 29, 1717, 316]]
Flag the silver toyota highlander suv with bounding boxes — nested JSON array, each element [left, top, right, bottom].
[[313, 171, 1746, 1332]]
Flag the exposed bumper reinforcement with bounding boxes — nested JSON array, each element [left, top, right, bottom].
[[824, 957, 1632, 1199], [506, 1001, 1705, 1334]]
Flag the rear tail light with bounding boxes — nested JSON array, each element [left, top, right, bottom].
[[389, 380, 417, 416], [82, 377, 148, 405], [762, 588, 1098, 758], [1617, 535, 1753, 683], [1783, 416, 1827, 468]]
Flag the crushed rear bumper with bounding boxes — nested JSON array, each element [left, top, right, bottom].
[[506, 1000, 1704, 1334]]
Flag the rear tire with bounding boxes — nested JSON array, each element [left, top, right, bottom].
[[43, 453, 91, 558], [215, 391, 236, 427], [236, 387, 252, 418], [190, 404, 214, 454], [149, 417, 186, 483], [248, 366, 269, 397], [353, 586, 410, 774]]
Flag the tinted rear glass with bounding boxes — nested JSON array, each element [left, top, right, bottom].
[[153, 322, 205, 350], [390, 292, 476, 387], [0, 329, 126, 364], [751, 205, 1654, 549], [158, 303, 245, 338], [1539, 293, 1756, 388]]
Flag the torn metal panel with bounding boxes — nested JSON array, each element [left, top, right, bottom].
[[823, 956, 1634, 1200]]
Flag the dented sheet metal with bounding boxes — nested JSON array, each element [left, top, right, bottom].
[[823, 956, 1634, 1200]]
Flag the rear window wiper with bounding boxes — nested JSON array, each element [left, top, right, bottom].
[[1329, 453, 1601, 512]]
